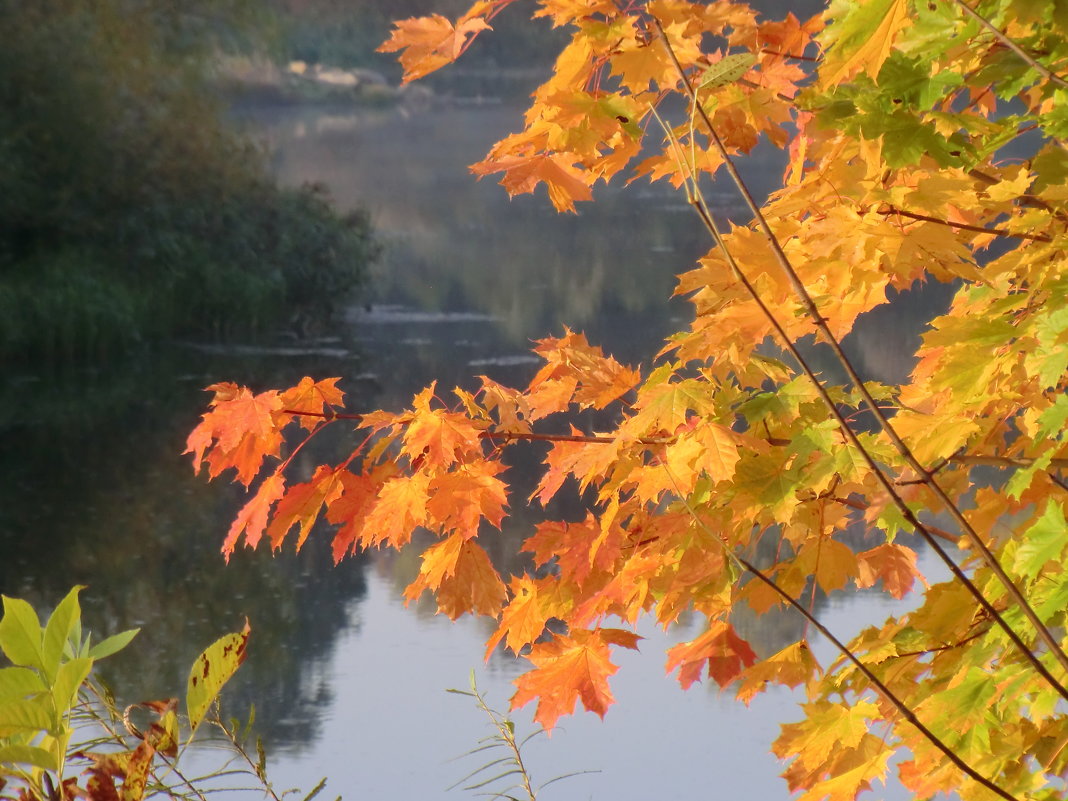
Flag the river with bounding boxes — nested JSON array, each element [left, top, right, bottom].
[[0, 97, 952, 799]]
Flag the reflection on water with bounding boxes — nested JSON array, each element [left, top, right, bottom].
[[0, 99, 948, 799]]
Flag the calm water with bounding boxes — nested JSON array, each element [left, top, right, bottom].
[[0, 99, 952, 799]]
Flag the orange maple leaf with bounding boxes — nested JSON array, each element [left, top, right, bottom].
[[528, 328, 641, 411], [223, 472, 286, 560], [533, 0, 618, 28], [266, 465, 344, 551], [479, 376, 533, 433], [512, 628, 640, 730], [377, 13, 492, 83], [533, 432, 621, 505], [523, 514, 626, 586], [326, 464, 399, 562], [735, 641, 821, 704], [185, 383, 285, 486], [665, 620, 757, 689], [401, 383, 486, 471], [279, 377, 345, 431], [855, 543, 925, 599], [361, 472, 431, 548], [426, 461, 509, 536], [405, 535, 507, 619], [470, 151, 593, 213], [484, 575, 563, 658]]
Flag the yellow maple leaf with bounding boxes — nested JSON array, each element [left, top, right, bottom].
[[818, 0, 910, 89], [377, 13, 491, 83]]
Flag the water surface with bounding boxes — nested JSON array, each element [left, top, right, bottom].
[[0, 98, 949, 800]]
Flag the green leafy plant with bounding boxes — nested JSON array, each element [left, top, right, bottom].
[[0, 587, 293, 801], [0, 586, 138, 786]]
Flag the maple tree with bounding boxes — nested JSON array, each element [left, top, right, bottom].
[[188, 1, 1068, 799]]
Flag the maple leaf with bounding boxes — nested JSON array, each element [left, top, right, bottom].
[[855, 542, 924, 599], [223, 471, 286, 560], [266, 465, 344, 551], [610, 37, 675, 93], [279, 377, 344, 431], [405, 535, 507, 619], [479, 376, 533, 433], [512, 628, 640, 730], [325, 464, 399, 562], [377, 13, 491, 83], [533, 0, 618, 28], [818, 0, 910, 89], [400, 383, 486, 471], [185, 383, 285, 486], [774, 699, 880, 773], [735, 641, 821, 704], [526, 328, 641, 414], [426, 461, 509, 536], [470, 151, 593, 213], [523, 514, 626, 587], [664, 620, 758, 690], [360, 472, 431, 548], [796, 537, 859, 595], [626, 374, 717, 436], [533, 432, 621, 505], [484, 575, 563, 658]]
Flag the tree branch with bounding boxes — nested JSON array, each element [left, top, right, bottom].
[[652, 15, 1068, 700], [878, 205, 1052, 243]]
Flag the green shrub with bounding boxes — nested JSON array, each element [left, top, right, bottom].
[[0, 1, 376, 364]]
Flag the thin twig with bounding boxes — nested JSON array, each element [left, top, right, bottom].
[[878, 205, 1052, 243]]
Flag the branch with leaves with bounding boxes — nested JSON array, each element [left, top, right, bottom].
[[188, 1, 1068, 800]]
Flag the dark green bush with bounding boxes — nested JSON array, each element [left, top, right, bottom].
[[0, 0, 376, 363]]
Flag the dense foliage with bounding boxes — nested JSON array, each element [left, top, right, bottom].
[[0, 0, 376, 363], [191, 1, 1067, 800]]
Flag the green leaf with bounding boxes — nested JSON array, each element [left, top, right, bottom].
[[50, 658, 92, 719], [0, 697, 54, 738], [1036, 393, 1068, 441], [0, 744, 60, 771], [0, 596, 44, 671], [42, 586, 84, 682], [1013, 501, 1068, 581], [187, 622, 250, 735], [630, 378, 715, 433], [698, 52, 756, 89], [0, 666, 46, 702], [1005, 452, 1053, 500], [88, 628, 140, 661]]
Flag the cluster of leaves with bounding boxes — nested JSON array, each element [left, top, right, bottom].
[[190, 1, 1068, 800], [0, 587, 260, 801], [0, 0, 376, 362]]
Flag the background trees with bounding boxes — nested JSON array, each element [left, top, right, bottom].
[[0, 0, 376, 362]]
